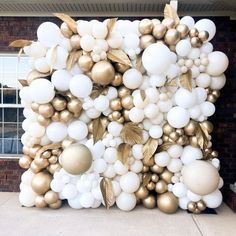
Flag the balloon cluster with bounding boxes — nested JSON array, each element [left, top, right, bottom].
[[16, 3, 228, 213]]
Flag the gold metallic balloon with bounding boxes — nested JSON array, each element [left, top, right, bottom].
[[152, 19, 161, 26], [52, 96, 67, 111], [197, 200, 206, 211], [175, 128, 184, 136], [60, 22, 73, 38], [143, 195, 156, 209], [163, 123, 175, 135], [111, 73, 123, 87], [48, 155, 58, 164], [29, 145, 41, 158], [70, 34, 81, 49], [31, 102, 39, 112], [184, 120, 197, 136], [142, 165, 149, 173], [38, 104, 54, 118], [193, 208, 201, 214], [23, 146, 30, 155], [139, 19, 153, 35], [44, 190, 59, 204], [169, 131, 179, 141], [211, 150, 218, 158], [87, 121, 93, 133], [115, 63, 130, 73], [189, 28, 199, 37], [78, 55, 94, 72], [151, 173, 159, 183], [123, 109, 130, 121], [135, 186, 149, 200], [207, 94, 217, 103], [190, 37, 202, 48], [19, 155, 32, 169], [117, 117, 125, 124], [31, 172, 52, 195], [147, 181, 156, 191], [61, 143, 93, 175], [157, 192, 179, 214], [121, 95, 134, 110], [49, 199, 62, 209], [91, 61, 115, 85], [187, 202, 196, 212], [60, 110, 73, 123], [34, 157, 49, 168], [162, 135, 169, 142], [35, 195, 47, 208], [140, 35, 155, 49], [61, 138, 74, 149], [67, 98, 82, 115], [176, 24, 189, 38], [162, 18, 175, 29], [151, 164, 164, 174], [42, 150, 51, 159], [160, 170, 173, 184], [30, 161, 41, 173], [189, 136, 199, 147], [198, 31, 209, 42], [152, 23, 167, 39], [37, 114, 50, 126], [176, 136, 186, 146], [52, 148, 62, 156], [111, 111, 122, 121], [118, 86, 131, 98], [47, 163, 61, 174], [143, 157, 155, 167], [164, 29, 180, 45], [51, 111, 60, 122], [212, 90, 220, 98], [110, 98, 122, 111], [155, 180, 168, 194], [100, 117, 109, 127]]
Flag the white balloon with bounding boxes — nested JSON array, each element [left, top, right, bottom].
[[150, 75, 166, 87], [116, 192, 136, 211], [112, 181, 121, 197], [46, 122, 68, 142], [167, 159, 183, 173], [114, 160, 128, 175], [67, 121, 88, 140], [207, 51, 229, 76], [175, 88, 197, 109], [51, 179, 64, 192], [93, 159, 107, 173], [129, 107, 144, 123], [176, 40, 192, 57], [200, 42, 213, 54], [180, 16, 195, 29], [123, 69, 143, 89], [179, 196, 190, 210], [68, 195, 83, 209], [29, 79, 55, 104], [62, 183, 77, 199], [180, 145, 203, 165], [130, 160, 143, 173], [70, 74, 93, 98], [188, 48, 200, 59], [195, 19, 216, 41], [19, 87, 32, 104], [103, 164, 116, 178], [200, 101, 215, 117], [94, 95, 110, 112], [107, 32, 123, 48], [149, 125, 163, 139], [80, 35, 95, 52], [92, 22, 108, 39], [77, 20, 92, 36], [123, 33, 140, 49], [51, 70, 72, 91], [21, 169, 34, 185], [210, 74, 226, 90], [167, 144, 183, 158], [187, 190, 201, 202], [132, 144, 143, 160], [196, 73, 211, 88], [28, 122, 45, 138], [107, 122, 123, 137], [167, 106, 190, 128], [142, 43, 172, 75], [29, 42, 47, 58], [34, 57, 50, 73], [19, 187, 37, 207], [119, 172, 140, 193], [194, 87, 207, 104], [172, 183, 187, 197], [154, 151, 170, 167], [37, 22, 63, 47], [203, 190, 222, 208], [104, 147, 117, 164]]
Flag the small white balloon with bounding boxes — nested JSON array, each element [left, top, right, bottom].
[[80, 35, 95, 52], [129, 107, 144, 123], [94, 95, 110, 112], [167, 106, 190, 128], [154, 151, 170, 167], [46, 122, 68, 142], [116, 192, 136, 211], [119, 172, 140, 193], [172, 182, 187, 198], [203, 190, 222, 208], [196, 73, 211, 88], [123, 69, 143, 89], [51, 70, 72, 92], [67, 120, 88, 141]]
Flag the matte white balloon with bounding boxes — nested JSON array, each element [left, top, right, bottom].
[[51, 70, 72, 91], [176, 40, 192, 57], [210, 74, 226, 90], [119, 172, 140, 193], [123, 69, 143, 89], [116, 192, 136, 211], [203, 190, 222, 208], [46, 122, 68, 142], [67, 121, 88, 140], [195, 19, 216, 41], [167, 106, 190, 128]]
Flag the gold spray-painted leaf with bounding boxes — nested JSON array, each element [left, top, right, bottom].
[[66, 50, 82, 70], [106, 18, 118, 39], [196, 123, 209, 149], [107, 49, 132, 67], [100, 177, 115, 209], [92, 117, 107, 144], [90, 85, 106, 100], [120, 122, 143, 145], [53, 13, 77, 33], [35, 143, 62, 159], [26, 70, 51, 84], [18, 80, 28, 87], [136, 55, 142, 71], [143, 138, 158, 161], [165, 78, 177, 87], [157, 142, 173, 152], [164, 4, 180, 26], [9, 39, 32, 48], [117, 143, 131, 164], [142, 173, 152, 187], [140, 90, 146, 101], [50, 45, 58, 73], [180, 70, 192, 91]]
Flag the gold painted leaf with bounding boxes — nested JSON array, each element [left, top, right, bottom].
[[18, 80, 28, 87], [66, 50, 82, 70], [106, 18, 118, 39], [90, 85, 106, 100], [142, 173, 152, 187], [157, 142, 173, 152], [35, 143, 62, 159], [117, 143, 131, 164], [164, 4, 180, 26], [92, 117, 107, 144], [140, 90, 146, 101], [100, 177, 115, 209], [50, 45, 58, 73], [196, 123, 209, 149], [9, 39, 32, 48], [180, 70, 192, 91], [107, 49, 132, 67], [165, 79, 177, 87], [26, 70, 51, 84], [120, 122, 143, 145], [53, 13, 77, 33], [136, 55, 142, 71], [143, 138, 158, 161]]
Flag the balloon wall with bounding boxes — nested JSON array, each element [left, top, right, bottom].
[[13, 4, 228, 213]]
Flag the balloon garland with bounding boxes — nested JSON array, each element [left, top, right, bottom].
[[13, 3, 228, 213]]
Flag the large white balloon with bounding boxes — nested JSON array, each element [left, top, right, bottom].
[[176, 40, 192, 57], [167, 106, 190, 128], [28, 122, 45, 138], [195, 19, 216, 41], [142, 43, 172, 75], [123, 69, 143, 89], [180, 145, 203, 165], [210, 74, 226, 90], [119, 172, 140, 193], [29, 79, 55, 104], [175, 88, 197, 109], [180, 16, 195, 29], [203, 190, 222, 208], [46, 122, 68, 142]]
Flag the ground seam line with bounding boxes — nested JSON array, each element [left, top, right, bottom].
[[191, 215, 204, 236]]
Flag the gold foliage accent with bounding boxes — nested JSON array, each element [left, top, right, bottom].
[[165, 78, 177, 87], [90, 85, 106, 100], [157, 142, 173, 152], [66, 50, 82, 70], [143, 138, 158, 161], [26, 70, 51, 84], [50, 45, 58, 73], [136, 55, 142, 71], [164, 4, 180, 26], [196, 123, 209, 149], [140, 90, 146, 101], [107, 49, 132, 67], [106, 18, 118, 39], [100, 177, 115, 209], [18, 80, 28, 87], [120, 122, 143, 145], [9, 39, 32, 48], [92, 117, 107, 144], [117, 143, 131, 164], [180, 70, 192, 91], [53, 13, 77, 33], [142, 173, 152, 187], [35, 143, 62, 159]]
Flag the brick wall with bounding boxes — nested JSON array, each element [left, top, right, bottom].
[[0, 16, 235, 195]]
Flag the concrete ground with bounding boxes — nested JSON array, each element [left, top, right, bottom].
[[0, 192, 235, 236]]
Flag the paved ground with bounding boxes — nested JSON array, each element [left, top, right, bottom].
[[0, 192, 235, 236]]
